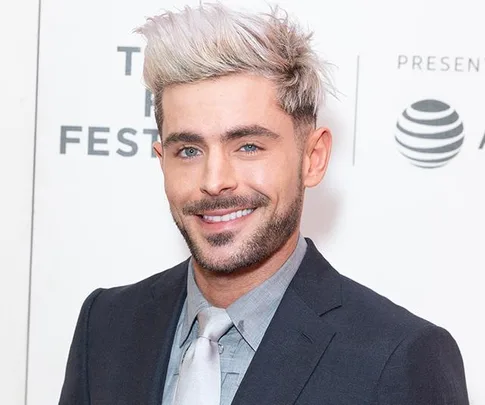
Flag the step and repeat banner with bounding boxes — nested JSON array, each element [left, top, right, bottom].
[[25, 0, 483, 403]]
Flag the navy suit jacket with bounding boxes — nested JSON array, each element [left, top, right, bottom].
[[59, 239, 469, 404]]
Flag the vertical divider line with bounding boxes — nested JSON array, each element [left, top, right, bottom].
[[352, 55, 360, 166], [25, 0, 42, 404]]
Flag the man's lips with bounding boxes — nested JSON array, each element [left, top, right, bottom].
[[196, 208, 255, 223]]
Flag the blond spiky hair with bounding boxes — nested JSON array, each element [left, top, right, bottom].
[[135, 2, 333, 126]]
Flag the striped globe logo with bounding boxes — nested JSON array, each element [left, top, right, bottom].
[[395, 99, 464, 168]]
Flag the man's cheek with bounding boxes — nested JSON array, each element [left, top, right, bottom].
[[249, 172, 279, 193], [164, 185, 180, 208]]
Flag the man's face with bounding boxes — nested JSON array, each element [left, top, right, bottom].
[[158, 74, 307, 273]]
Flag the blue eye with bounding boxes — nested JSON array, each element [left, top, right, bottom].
[[179, 147, 200, 158], [241, 144, 259, 153]]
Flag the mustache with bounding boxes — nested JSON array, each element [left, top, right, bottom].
[[182, 194, 270, 215]]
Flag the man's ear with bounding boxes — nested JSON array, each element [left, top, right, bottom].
[[302, 127, 332, 188]]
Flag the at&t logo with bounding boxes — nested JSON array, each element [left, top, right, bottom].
[[395, 99, 465, 169]]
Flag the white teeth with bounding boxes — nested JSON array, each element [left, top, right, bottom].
[[222, 214, 231, 222], [203, 209, 254, 223]]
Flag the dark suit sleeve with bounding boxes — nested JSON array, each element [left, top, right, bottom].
[[59, 288, 104, 405], [377, 324, 469, 404]]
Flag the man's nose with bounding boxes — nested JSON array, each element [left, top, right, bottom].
[[200, 151, 237, 196]]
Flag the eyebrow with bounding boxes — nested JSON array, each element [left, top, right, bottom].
[[162, 125, 280, 148], [221, 125, 281, 142], [162, 132, 207, 149]]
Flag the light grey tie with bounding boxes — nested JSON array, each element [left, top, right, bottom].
[[173, 306, 233, 405]]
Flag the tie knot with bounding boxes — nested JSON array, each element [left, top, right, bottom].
[[197, 307, 233, 341]]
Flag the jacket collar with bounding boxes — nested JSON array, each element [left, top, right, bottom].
[[231, 238, 342, 405]]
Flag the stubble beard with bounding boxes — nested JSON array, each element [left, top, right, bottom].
[[172, 185, 304, 274]]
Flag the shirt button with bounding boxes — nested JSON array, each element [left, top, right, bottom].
[[218, 343, 224, 354]]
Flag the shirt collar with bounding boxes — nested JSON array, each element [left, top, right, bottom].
[[179, 259, 209, 347], [180, 234, 308, 350]]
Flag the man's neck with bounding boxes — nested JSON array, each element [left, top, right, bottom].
[[192, 232, 301, 308]]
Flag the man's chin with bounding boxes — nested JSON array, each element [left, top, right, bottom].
[[190, 237, 248, 273], [175, 216, 263, 272], [200, 235, 240, 256], [205, 231, 237, 247]]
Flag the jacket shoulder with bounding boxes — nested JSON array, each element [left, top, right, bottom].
[[338, 274, 433, 337], [87, 259, 188, 312]]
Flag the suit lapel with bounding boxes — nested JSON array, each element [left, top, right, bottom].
[[232, 239, 342, 405], [123, 260, 188, 405]]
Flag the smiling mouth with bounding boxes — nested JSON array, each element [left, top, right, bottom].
[[200, 208, 255, 223]]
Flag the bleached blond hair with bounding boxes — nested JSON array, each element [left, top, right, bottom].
[[135, 2, 333, 129]]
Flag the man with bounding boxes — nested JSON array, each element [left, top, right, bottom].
[[59, 3, 469, 405]]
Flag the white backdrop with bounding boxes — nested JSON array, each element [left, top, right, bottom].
[[0, 0, 38, 404], [1, 0, 484, 404]]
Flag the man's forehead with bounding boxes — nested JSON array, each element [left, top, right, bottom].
[[158, 74, 293, 141], [161, 75, 278, 113]]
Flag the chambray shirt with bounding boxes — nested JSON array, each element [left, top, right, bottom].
[[161, 235, 308, 405]]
